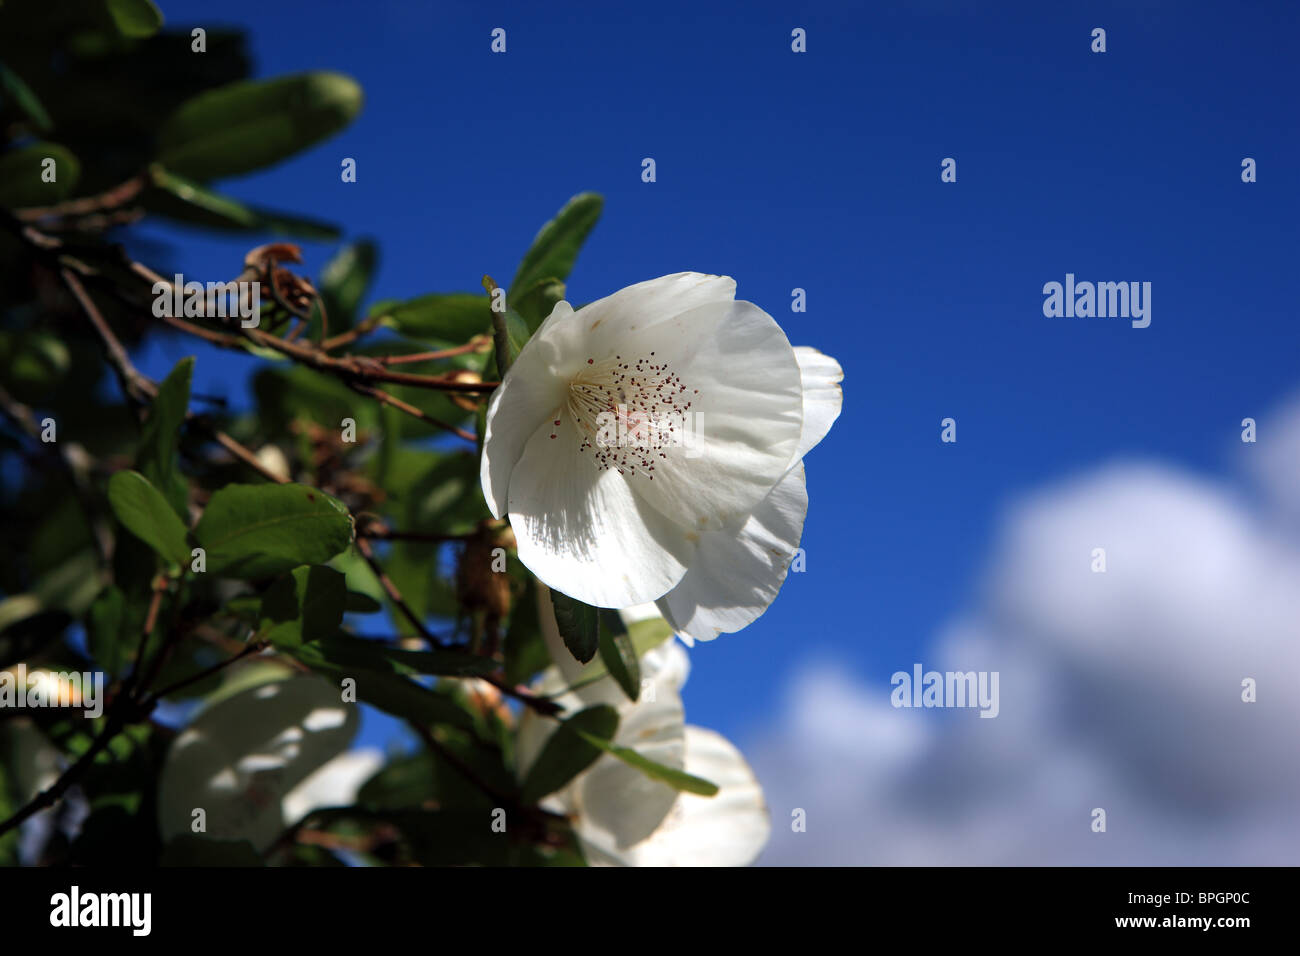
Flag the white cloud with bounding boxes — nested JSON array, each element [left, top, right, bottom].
[[751, 401, 1300, 865], [1248, 390, 1300, 522]]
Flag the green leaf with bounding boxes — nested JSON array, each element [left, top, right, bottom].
[[509, 193, 603, 316], [106, 0, 163, 38], [143, 166, 341, 239], [136, 356, 192, 519], [320, 240, 378, 330], [297, 634, 498, 678], [597, 609, 640, 701], [494, 307, 531, 376], [258, 566, 347, 648], [158, 676, 357, 852], [106, 471, 191, 566], [192, 483, 352, 579], [504, 577, 548, 685], [288, 641, 476, 731], [520, 704, 618, 804], [0, 330, 70, 403], [0, 61, 52, 131], [573, 731, 719, 796], [383, 293, 490, 344], [0, 142, 80, 207], [86, 585, 127, 678], [358, 730, 515, 814], [510, 276, 566, 332], [344, 590, 382, 613], [156, 72, 363, 182], [357, 752, 436, 811], [254, 365, 379, 441], [549, 588, 599, 664], [570, 614, 674, 692]]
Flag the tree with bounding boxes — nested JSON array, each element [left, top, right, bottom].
[[0, 0, 788, 867]]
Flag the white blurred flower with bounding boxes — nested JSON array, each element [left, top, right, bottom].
[[158, 675, 362, 851], [281, 748, 384, 826], [517, 599, 770, 866], [481, 273, 841, 638]]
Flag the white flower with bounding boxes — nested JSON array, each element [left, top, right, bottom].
[[516, 597, 770, 866], [481, 273, 842, 638], [158, 674, 364, 851]]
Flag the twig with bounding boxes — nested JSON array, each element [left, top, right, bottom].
[[378, 338, 490, 365], [61, 267, 154, 408], [409, 721, 508, 804], [121, 575, 168, 698], [358, 524, 474, 543], [0, 710, 129, 838], [320, 312, 385, 351], [0, 384, 111, 561], [477, 673, 562, 717], [144, 641, 268, 704], [349, 382, 476, 443], [128, 262, 493, 394], [61, 266, 286, 485], [353, 537, 455, 649], [15, 174, 146, 224], [210, 430, 290, 484]]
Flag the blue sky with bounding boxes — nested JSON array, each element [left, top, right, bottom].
[[131, 0, 1300, 751]]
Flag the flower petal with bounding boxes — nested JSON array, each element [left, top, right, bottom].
[[515, 643, 692, 851], [508, 412, 697, 607], [479, 301, 576, 518], [627, 299, 803, 532], [569, 272, 737, 356], [573, 659, 687, 850], [656, 462, 808, 641], [157, 675, 359, 852], [281, 748, 385, 826], [587, 726, 771, 867], [792, 346, 843, 463]]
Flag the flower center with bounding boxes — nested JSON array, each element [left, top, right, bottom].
[[553, 353, 698, 479]]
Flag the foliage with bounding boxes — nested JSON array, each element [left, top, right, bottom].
[[0, 0, 692, 867]]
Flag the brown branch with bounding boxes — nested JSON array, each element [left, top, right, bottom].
[[61, 267, 154, 408], [125, 261, 496, 394], [0, 634, 267, 839], [0, 709, 129, 838], [349, 382, 476, 443], [320, 312, 386, 351], [121, 574, 168, 698], [244, 328, 497, 393], [144, 641, 268, 704], [15, 174, 146, 224], [409, 721, 509, 804], [210, 430, 290, 484], [0, 383, 112, 561], [354, 538, 559, 715], [478, 673, 562, 717], [354, 536, 451, 649], [358, 525, 474, 543], [377, 338, 491, 365], [154, 309, 246, 349], [63, 269, 285, 486]]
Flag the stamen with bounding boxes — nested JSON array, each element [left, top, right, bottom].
[[564, 353, 696, 478]]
